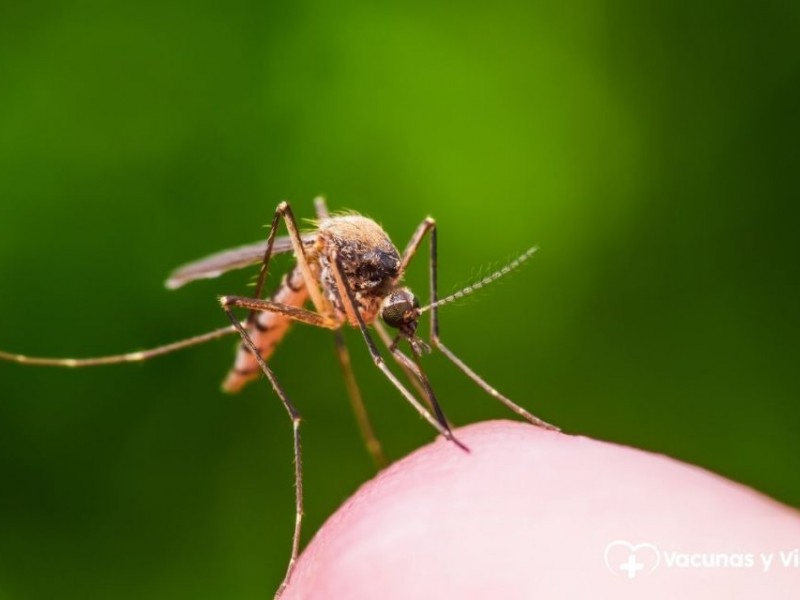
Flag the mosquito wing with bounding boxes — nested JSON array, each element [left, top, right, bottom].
[[165, 234, 315, 290]]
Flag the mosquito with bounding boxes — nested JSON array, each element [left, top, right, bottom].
[[0, 197, 557, 597]]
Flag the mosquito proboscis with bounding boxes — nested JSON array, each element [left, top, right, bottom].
[[0, 197, 557, 597]]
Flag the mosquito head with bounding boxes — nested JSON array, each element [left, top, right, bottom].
[[380, 287, 420, 336]]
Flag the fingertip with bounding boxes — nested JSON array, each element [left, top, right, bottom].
[[283, 420, 800, 599]]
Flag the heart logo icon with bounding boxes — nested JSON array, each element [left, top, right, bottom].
[[604, 540, 661, 579]]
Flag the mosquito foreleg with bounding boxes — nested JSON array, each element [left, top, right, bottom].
[[386, 340, 453, 431], [434, 339, 558, 430], [373, 320, 430, 405], [328, 252, 468, 452], [416, 221, 559, 431], [398, 216, 435, 275]]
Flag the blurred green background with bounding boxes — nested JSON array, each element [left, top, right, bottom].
[[1, 1, 798, 598]]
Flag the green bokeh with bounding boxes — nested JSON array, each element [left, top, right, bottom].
[[1, 1, 798, 597]]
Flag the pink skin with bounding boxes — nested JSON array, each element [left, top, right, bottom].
[[283, 420, 800, 599]]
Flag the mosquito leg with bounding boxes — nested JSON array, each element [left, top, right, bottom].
[[433, 340, 558, 430], [249, 203, 284, 314], [373, 320, 435, 413], [312, 196, 387, 468], [386, 339, 452, 430], [272, 201, 333, 318], [220, 296, 339, 330], [220, 304, 304, 599], [247, 200, 333, 315], [0, 325, 238, 367], [328, 251, 468, 452], [230, 273, 389, 471], [398, 216, 435, 275], [332, 331, 388, 469], [226, 200, 332, 395], [400, 218, 559, 431]]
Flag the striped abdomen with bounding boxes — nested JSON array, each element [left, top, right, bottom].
[[222, 265, 308, 393]]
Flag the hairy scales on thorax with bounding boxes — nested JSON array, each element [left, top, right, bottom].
[[312, 215, 401, 325]]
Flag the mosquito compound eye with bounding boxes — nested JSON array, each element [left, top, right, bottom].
[[381, 300, 412, 328], [380, 289, 419, 329]]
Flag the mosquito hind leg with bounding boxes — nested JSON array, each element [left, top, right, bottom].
[[403, 217, 559, 431], [0, 326, 238, 367]]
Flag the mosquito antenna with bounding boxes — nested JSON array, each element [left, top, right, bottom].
[[419, 246, 538, 314], [0, 325, 238, 367]]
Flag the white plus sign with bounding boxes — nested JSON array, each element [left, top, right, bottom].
[[620, 554, 644, 579]]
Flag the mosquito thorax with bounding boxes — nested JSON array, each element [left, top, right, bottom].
[[380, 287, 420, 334]]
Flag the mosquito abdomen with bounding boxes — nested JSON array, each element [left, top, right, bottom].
[[222, 265, 308, 393]]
